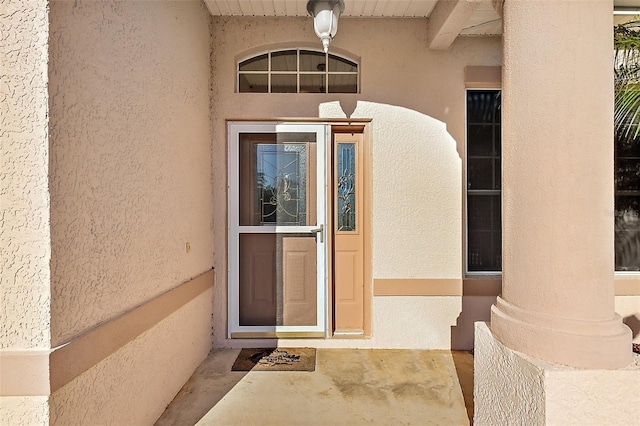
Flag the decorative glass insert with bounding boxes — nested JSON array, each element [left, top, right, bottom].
[[467, 90, 502, 272], [337, 143, 356, 231], [255, 144, 307, 226], [238, 49, 358, 94], [615, 124, 640, 271]]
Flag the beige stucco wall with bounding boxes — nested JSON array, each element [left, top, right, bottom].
[[210, 16, 501, 348], [475, 322, 640, 425], [0, 397, 49, 426], [49, 0, 214, 346], [46, 0, 214, 422], [0, 0, 51, 421], [0, 0, 51, 351], [616, 296, 640, 343], [346, 101, 462, 279], [49, 287, 213, 425]]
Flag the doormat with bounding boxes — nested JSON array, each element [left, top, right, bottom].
[[231, 348, 316, 372]]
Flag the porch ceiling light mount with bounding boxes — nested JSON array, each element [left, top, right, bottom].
[[307, 0, 345, 53]]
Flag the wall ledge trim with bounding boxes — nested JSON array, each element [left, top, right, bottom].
[[50, 269, 214, 392], [0, 350, 50, 396], [0, 270, 215, 396], [615, 278, 640, 296], [374, 278, 640, 297]]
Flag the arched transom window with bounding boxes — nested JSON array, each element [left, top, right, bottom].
[[238, 49, 358, 94]]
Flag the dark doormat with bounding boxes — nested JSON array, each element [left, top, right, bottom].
[[231, 348, 316, 372]]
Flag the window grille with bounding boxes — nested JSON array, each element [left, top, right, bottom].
[[238, 49, 358, 94]]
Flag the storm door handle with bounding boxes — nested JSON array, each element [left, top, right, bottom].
[[311, 224, 324, 243]]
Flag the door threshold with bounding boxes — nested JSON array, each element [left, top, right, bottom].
[[332, 330, 365, 336], [230, 331, 325, 339]]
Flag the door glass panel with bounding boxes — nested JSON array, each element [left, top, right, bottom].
[[337, 143, 356, 231], [239, 133, 317, 226]]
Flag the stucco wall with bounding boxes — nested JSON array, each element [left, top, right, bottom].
[[47, 1, 214, 422], [49, 0, 214, 346], [348, 101, 461, 279], [210, 16, 501, 347], [616, 296, 640, 343], [0, 397, 49, 426], [0, 0, 51, 421], [0, 0, 51, 351], [475, 322, 640, 425], [49, 288, 213, 425]]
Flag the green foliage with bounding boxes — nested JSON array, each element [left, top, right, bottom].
[[615, 19, 640, 141]]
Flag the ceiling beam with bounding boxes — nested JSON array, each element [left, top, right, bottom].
[[427, 0, 480, 50]]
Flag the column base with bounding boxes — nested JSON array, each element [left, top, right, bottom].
[[474, 322, 640, 425], [491, 296, 632, 369]]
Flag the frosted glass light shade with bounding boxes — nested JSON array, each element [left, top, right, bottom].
[[307, 0, 345, 53]]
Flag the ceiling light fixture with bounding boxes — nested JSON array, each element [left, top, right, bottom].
[[307, 0, 345, 53]]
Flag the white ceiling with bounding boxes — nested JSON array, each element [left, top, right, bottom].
[[204, 0, 640, 38], [204, 0, 502, 36]]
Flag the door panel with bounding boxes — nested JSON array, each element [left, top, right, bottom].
[[333, 133, 365, 334], [283, 236, 317, 326]]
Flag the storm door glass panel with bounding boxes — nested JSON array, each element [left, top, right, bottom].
[[255, 143, 307, 225], [239, 233, 318, 326], [236, 130, 321, 329], [239, 134, 316, 226], [337, 143, 356, 231]]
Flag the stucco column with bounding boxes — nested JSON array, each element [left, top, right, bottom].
[[492, 0, 632, 369]]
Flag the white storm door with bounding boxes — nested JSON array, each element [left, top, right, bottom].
[[228, 122, 327, 336]]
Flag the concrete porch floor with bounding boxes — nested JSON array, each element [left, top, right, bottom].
[[155, 349, 474, 426]]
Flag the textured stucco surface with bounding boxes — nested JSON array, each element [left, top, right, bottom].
[[0, 0, 51, 350], [0, 397, 49, 426], [348, 101, 461, 279], [474, 322, 545, 426], [210, 17, 500, 347], [475, 322, 640, 426], [49, 288, 213, 425], [48, 0, 214, 346]]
